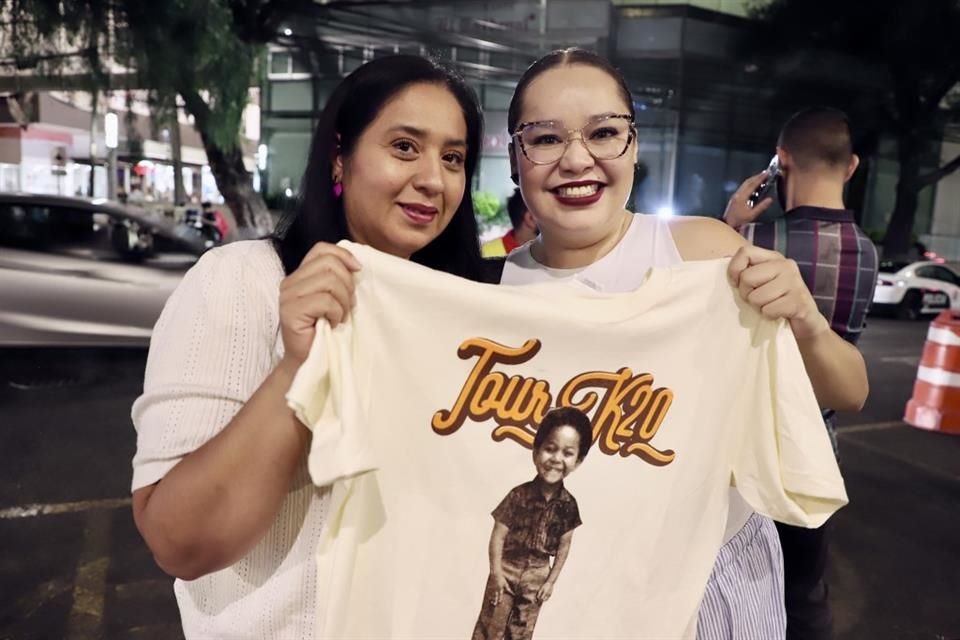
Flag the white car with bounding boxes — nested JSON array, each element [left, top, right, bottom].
[[872, 260, 960, 320]]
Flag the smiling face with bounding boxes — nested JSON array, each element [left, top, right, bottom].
[[336, 82, 469, 258], [533, 424, 583, 486], [511, 64, 637, 253]]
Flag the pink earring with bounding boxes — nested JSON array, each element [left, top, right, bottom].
[[333, 182, 343, 198]]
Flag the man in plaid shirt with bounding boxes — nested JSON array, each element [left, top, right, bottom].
[[724, 107, 879, 640]]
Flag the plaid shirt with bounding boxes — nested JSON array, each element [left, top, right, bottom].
[[493, 478, 581, 558], [741, 207, 879, 346], [742, 207, 879, 456]]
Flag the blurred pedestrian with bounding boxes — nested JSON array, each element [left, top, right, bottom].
[[130, 54, 486, 639], [723, 107, 879, 640], [201, 201, 230, 240], [481, 187, 538, 257]]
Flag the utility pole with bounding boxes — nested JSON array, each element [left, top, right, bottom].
[[170, 107, 186, 205], [105, 112, 118, 200], [88, 91, 98, 196]]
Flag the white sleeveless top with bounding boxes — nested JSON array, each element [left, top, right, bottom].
[[502, 213, 754, 543]]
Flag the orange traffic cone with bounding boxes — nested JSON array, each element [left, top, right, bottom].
[[904, 310, 960, 434]]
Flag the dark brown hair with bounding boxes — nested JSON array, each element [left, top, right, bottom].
[[507, 48, 635, 135], [533, 407, 594, 462], [273, 55, 484, 280], [777, 107, 853, 172]]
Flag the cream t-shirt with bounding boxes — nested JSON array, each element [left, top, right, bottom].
[[288, 241, 847, 640], [502, 213, 755, 543]]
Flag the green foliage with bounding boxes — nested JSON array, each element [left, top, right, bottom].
[[472, 191, 503, 221], [472, 191, 509, 234], [121, 1, 260, 150], [3, 1, 265, 151], [746, 0, 960, 139]]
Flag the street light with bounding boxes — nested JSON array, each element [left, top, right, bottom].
[[104, 112, 118, 200], [257, 143, 269, 195], [656, 205, 675, 218], [104, 112, 118, 149], [257, 143, 268, 171]]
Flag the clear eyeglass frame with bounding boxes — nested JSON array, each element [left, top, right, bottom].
[[511, 114, 636, 165]]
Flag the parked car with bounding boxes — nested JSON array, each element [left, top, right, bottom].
[[0, 193, 209, 347], [872, 260, 960, 320]]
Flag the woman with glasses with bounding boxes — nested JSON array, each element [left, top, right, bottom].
[[496, 48, 868, 640]]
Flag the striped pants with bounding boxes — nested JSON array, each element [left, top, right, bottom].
[[697, 512, 786, 640]]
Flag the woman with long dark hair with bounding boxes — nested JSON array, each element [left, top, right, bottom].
[[130, 55, 485, 639]]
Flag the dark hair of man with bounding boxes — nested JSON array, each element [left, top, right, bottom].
[[506, 188, 527, 229], [272, 55, 485, 280], [507, 48, 635, 135], [533, 407, 595, 462], [777, 107, 853, 172]]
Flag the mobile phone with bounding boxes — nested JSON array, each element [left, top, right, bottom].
[[747, 155, 780, 209]]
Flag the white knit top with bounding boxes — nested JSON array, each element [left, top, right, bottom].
[[131, 240, 328, 640]]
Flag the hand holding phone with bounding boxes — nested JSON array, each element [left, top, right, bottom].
[[746, 155, 780, 209]]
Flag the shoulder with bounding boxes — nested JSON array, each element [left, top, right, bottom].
[[512, 480, 537, 496], [502, 480, 539, 505], [503, 241, 536, 269], [557, 485, 578, 506], [184, 240, 283, 292], [200, 239, 283, 275], [668, 216, 747, 261], [852, 223, 880, 255], [556, 487, 581, 525], [163, 240, 284, 328]]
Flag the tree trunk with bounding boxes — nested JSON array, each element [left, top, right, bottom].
[[883, 132, 923, 260], [88, 93, 98, 197], [178, 88, 273, 235], [204, 140, 273, 236], [846, 155, 869, 227], [170, 110, 186, 205]]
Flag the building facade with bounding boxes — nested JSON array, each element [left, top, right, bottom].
[[0, 90, 258, 206], [257, 0, 960, 254]]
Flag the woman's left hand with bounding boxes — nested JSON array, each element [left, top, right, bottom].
[[727, 245, 829, 340]]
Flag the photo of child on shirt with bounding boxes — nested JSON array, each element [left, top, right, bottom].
[[472, 407, 594, 640]]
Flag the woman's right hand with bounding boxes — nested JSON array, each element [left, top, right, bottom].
[[278, 242, 362, 368]]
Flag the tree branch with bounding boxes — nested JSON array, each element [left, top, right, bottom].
[[923, 64, 960, 110], [919, 152, 960, 188]]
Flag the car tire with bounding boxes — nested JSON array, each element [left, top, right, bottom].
[[897, 290, 922, 321]]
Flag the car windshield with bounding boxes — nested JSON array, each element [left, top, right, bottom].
[[878, 261, 910, 274]]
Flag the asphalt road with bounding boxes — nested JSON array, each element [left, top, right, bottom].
[[1, 318, 958, 640], [830, 318, 960, 640]]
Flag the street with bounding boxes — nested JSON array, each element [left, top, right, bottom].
[[831, 318, 960, 640], [1, 319, 959, 639]]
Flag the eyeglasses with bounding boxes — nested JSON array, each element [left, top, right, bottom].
[[512, 114, 635, 165]]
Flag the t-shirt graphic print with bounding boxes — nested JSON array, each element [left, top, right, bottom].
[[286, 241, 847, 640]]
